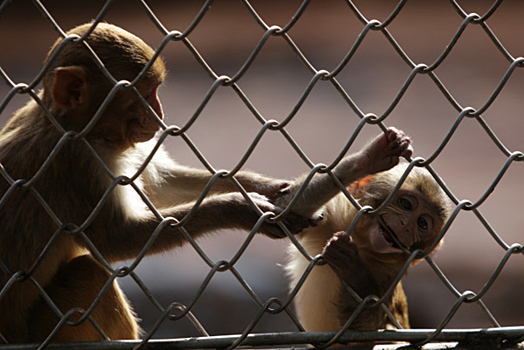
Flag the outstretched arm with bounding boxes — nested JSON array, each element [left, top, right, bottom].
[[139, 143, 290, 208], [90, 190, 309, 263], [275, 127, 413, 218]]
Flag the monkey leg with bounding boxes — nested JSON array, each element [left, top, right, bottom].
[[28, 255, 140, 342], [389, 284, 410, 329]]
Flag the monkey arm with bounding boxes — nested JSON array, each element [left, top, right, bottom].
[[322, 232, 388, 330], [157, 166, 287, 202], [139, 143, 289, 208], [275, 127, 413, 218], [88, 191, 308, 262]]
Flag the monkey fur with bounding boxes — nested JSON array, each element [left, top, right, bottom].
[[0, 22, 310, 343], [0, 22, 449, 343], [279, 131, 452, 332]]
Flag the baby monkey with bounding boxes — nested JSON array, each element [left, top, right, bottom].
[[278, 128, 451, 332]]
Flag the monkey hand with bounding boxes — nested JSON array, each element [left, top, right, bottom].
[[322, 232, 380, 295], [322, 232, 362, 271], [258, 180, 293, 202], [246, 192, 311, 239], [358, 127, 413, 176]]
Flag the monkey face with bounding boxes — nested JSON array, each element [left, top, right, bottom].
[[129, 94, 163, 143], [366, 190, 439, 257], [91, 82, 164, 148], [120, 84, 163, 143], [368, 219, 404, 255]]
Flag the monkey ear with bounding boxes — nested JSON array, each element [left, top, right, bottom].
[[52, 66, 88, 110], [348, 175, 374, 199]]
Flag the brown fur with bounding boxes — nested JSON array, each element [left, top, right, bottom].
[[28, 255, 139, 341], [280, 131, 451, 334], [0, 22, 307, 343]]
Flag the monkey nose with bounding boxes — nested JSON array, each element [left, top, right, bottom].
[[147, 92, 164, 120]]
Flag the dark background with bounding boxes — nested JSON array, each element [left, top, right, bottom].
[[1, 0, 523, 339]]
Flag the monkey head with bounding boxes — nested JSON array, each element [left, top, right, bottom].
[[41, 22, 167, 150], [348, 163, 452, 262]]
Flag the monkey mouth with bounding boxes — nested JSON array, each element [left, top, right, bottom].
[[378, 221, 401, 250], [136, 132, 157, 142]]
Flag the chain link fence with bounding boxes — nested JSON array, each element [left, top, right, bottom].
[[1, 0, 524, 349]]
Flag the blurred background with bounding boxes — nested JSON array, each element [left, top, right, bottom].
[[1, 0, 523, 339]]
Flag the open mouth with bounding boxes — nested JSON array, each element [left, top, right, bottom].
[[378, 219, 401, 250]]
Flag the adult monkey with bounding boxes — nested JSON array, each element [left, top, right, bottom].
[[0, 22, 312, 343]]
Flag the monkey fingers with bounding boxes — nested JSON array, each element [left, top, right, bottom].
[[359, 127, 413, 175], [308, 212, 323, 227], [269, 181, 292, 201], [323, 233, 382, 299], [386, 127, 413, 160], [269, 211, 313, 238], [322, 232, 361, 270], [280, 212, 311, 235], [249, 194, 310, 238]]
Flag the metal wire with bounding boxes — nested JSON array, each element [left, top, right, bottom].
[[0, 0, 523, 349]]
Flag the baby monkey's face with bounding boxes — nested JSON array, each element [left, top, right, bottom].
[[356, 189, 444, 261]]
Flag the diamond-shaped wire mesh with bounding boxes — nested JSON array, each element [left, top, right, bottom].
[[0, 0, 523, 349]]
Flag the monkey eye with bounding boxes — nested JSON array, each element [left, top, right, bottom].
[[399, 197, 412, 210], [417, 216, 428, 230]]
